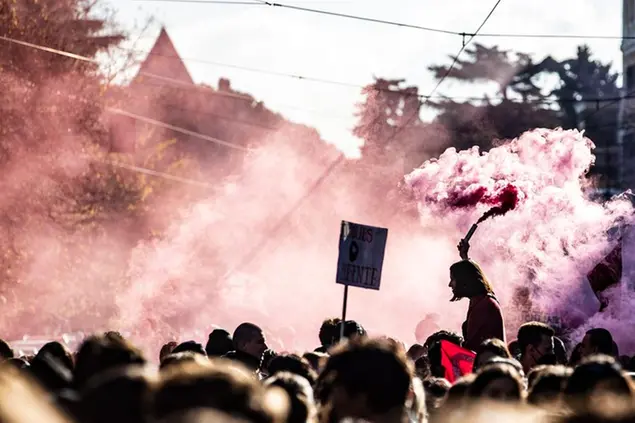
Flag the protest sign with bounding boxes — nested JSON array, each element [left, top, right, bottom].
[[336, 220, 388, 291]]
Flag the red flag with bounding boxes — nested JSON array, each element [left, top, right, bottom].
[[587, 240, 622, 311], [440, 340, 476, 383]]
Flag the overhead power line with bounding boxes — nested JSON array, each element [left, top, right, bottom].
[[5, 26, 623, 110], [124, 47, 626, 106], [134, 0, 632, 40], [131, 71, 353, 120], [0, 32, 349, 121], [214, 0, 505, 285], [107, 108, 251, 151], [126, 47, 363, 89], [103, 159, 216, 188], [133, 0, 460, 35], [584, 86, 635, 123], [476, 32, 632, 41], [0, 35, 253, 153], [1, 29, 627, 145], [0, 33, 359, 189], [135, 0, 264, 3], [386, 0, 503, 146], [425, 0, 502, 102]]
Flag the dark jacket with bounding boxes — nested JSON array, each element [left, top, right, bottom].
[[462, 294, 505, 351], [223, 350, 261, 372]]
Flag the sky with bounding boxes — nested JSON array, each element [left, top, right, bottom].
[[105, 0, 624, 156]]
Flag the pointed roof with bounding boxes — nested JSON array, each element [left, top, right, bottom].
[[133, 27, 194, 86]]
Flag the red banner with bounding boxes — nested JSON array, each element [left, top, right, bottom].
[[440, 340, 476, 383]]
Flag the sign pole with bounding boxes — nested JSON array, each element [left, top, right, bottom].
[[340, 284, 349, 340], [335, 220, 388, 341]]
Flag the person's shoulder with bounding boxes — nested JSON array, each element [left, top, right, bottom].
[[478, 294, 502, 311]]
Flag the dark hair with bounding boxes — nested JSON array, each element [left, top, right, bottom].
[[318, 318, 341, 348], [449, 260, 494, 301], [265, 372, 314, 423], [74, 335, 146, 389], [260, 349, 277, 373], [233, 323, 263, 349], [563, 355, 633, 410], [152, 360, 283, 423], [0, 339, 14, 360], [423, 377, 451, 397], [527, 365, 572, 406], [205, 329, 233, 357], [407, 344, 425, 361], [468, 363, 524, 402], [172, 341, 206, 357], [315, 338, 413, 416], [160, 342, 177, 363], [517, 322, 554, 357], [480, 357, 525, 377], [414, 356, 431, 380], [586, 328, 614, 356], [334, 320, 366, 343], [267, 354, 317, 386], [474, 338, 511, 371], [37, 341, 73, 371], [302, 352, 326, 372], [79, 367, 154, 423], [423, 377, 451, 411], [104, 331, 124, 341], [445, 374, 476, 405], [570, 343, 583, 366], [426, 342, 445, 379], [508, 340, 521, 359], [527, 365, 549, 388], [160, 352, 208, 371], [424, 331, 464, 350]]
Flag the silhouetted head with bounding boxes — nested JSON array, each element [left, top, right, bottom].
[[206, 329, 233, 358], [334, 320, 366, 343], [172, 341, 206, 357], [233, 323, 268, 360], [318, 318, 341, 349], [449, 260, 494, 301], [581, 328, 614, 359], [474, 338, 512, 371], [315, 337, 413, 422], [0, 339, 14, 361], [517, 322, 555, 372]]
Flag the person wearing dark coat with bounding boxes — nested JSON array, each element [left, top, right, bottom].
[[450, 240, 506, 351]]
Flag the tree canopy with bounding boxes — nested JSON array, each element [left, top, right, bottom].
[[354, 43, 620, 177]]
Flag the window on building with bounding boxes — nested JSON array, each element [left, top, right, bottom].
[[630, 0, 635, 24]]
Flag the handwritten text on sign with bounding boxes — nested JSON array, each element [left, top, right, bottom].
[[336, 221, 388, 291]]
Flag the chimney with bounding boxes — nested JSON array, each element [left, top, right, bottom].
[[218, 78, 231, 92]]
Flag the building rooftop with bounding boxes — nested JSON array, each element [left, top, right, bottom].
[[133, 27, 194, 86]]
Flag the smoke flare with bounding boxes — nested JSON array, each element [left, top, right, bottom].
[[405, 128, 635, 349]]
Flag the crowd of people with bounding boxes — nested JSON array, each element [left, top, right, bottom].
[[0, 318, 634, 423], [0, 249, 634, 422]]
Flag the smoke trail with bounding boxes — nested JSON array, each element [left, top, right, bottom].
[[446, 183, 520, 224], [476, 184, 520, 224]]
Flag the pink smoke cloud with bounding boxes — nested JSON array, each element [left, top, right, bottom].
[[405, 128, 633, 347]]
